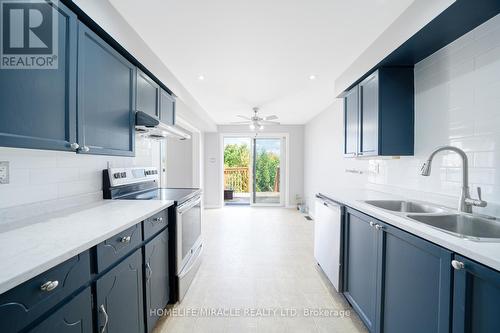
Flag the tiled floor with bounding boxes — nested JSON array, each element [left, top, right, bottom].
[[154, 206, 367, 333]]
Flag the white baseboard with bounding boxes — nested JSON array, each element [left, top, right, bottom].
[[204, 204, 222, 209]]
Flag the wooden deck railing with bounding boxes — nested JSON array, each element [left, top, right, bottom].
[[224, 167, 250, 192], [224, 166, 280, 193]]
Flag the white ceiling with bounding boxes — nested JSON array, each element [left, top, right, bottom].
[[110, 0, 414, 125]]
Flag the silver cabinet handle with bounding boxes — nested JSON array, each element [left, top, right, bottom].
[[146, 262, 152, 281], [40, 280, 59, 292], [70, 143, 80, 151], [153, 217, 163, 223], [99, 304, 109, 333], [369, 221, 376, 227], [78, 145, 90, 153], [375, 224, 384, 231], [120, 236, 131, 243], [451, 260, 465, 270]]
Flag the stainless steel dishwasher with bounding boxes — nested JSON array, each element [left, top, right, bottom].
[[314, 193, 344, 292]]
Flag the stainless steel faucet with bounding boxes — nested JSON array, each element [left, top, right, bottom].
[[420, 145, 487, 213]]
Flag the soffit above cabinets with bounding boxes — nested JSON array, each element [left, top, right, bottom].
[[335, 0, 500, 97]]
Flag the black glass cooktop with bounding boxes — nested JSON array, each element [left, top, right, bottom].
[[121, 187, 200, 204]]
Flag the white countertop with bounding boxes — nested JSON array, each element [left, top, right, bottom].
[[320, 189, 500, 272], [0, 199, 174, 295]]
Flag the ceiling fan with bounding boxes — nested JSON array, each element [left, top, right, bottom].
[[231, 107, 280, 130]]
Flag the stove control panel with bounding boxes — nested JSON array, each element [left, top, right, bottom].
[[108, 167, 159, 187]]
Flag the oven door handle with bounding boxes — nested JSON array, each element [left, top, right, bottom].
[[178, 196, 201, 215]]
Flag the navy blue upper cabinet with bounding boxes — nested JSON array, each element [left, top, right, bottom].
[[160, 89, 176, 125], [344, 86, 359, 157], [343, 67, 414, 157], [452, 255, 500, 333], [144, 229, 170, 332], [343, 209, 380, 332], [359, 72, 379, 155], [96, 249, 145, 333], [0, 1, 78, 152], [379, 222, 452, 333], [137, 70, 160, 117], [77, 23, 136, 156]]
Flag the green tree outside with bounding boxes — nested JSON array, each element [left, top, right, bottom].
[[223, 143, 280, 193]]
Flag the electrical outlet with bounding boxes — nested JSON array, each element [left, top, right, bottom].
[[0, 161, 9, 184]]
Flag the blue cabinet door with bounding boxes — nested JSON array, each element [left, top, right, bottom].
[[343, 209, 380, 332], [344, 86, 359, 157], [0, 1, 77, 152], [144, 229, 170, 332], [359, 71, 379, 156], [137, 70, 159, 118], [29, 287, 93, 333], [379, 222, 452, 333], [159, 89, 175, 125], [77, 23, 136, 156], [96, 250, 145, 333], [453, 255, 500, 333]]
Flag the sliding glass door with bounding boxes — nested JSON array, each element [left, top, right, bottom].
[[252, 138, 283, 205], [223, 135, 285, 206]]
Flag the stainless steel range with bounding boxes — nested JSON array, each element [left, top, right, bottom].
[[103, 167, 202, 302]]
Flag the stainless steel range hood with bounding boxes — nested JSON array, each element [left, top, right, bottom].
[[135, 111, 191, 140]]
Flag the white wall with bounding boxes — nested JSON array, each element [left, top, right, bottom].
[[0, 135, 160, 210], [165, 133, 193, 188], [203, 125, 304, 208], [203, 133, 221, 207], [306, 13, 500, 218]]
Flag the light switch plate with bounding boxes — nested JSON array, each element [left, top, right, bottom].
[[0, 161, 9, 184]]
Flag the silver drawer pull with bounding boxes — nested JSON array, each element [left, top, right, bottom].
[[40, 280, 59, 292], [120, 236, 131, 243], [369, 221, 376, 227], [153, 217, 163, 223], [375, 224, 384, 231], [451, 260, 465, 270], [146, 262, 152, 281], [99, 304, 109, 333]]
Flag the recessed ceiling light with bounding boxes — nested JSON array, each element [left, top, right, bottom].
[[198, 75, 205, 81], [309, 75, 316, 80]]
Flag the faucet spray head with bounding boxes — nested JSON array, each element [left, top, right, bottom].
[[420, 160, 432, 176]]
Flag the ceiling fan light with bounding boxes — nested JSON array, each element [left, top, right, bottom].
[[259, 125, 264, 130], [249, 123, 256, 130]]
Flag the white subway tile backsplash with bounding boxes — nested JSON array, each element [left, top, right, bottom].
[[0, 135, 161, 209]]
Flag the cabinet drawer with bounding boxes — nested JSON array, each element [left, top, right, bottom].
[[96, 224, 142, 273], [0, 251, 91, 333], [143, 210, 168, 240], [29, 287, 93, 333]]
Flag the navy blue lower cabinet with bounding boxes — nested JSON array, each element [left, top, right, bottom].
[[452, 255, 500, 333], [0, 1, 78, 152], [343, 209, 380, 332], [96, 249, 145, 333], [29, 287, 93, 333], [77, 22, 136, 157], [0, 251, 90, 333], [379, 222, 452, 333], [143, 229, 170, 332]]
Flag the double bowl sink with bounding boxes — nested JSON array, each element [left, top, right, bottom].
[[364, 200, 500, 241]]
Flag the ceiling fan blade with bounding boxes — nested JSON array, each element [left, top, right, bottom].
[[236, 115, 251, 120], [260, 120, 280, 125], [263, 115, 278, 121], [230, 121, 251, 124]]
